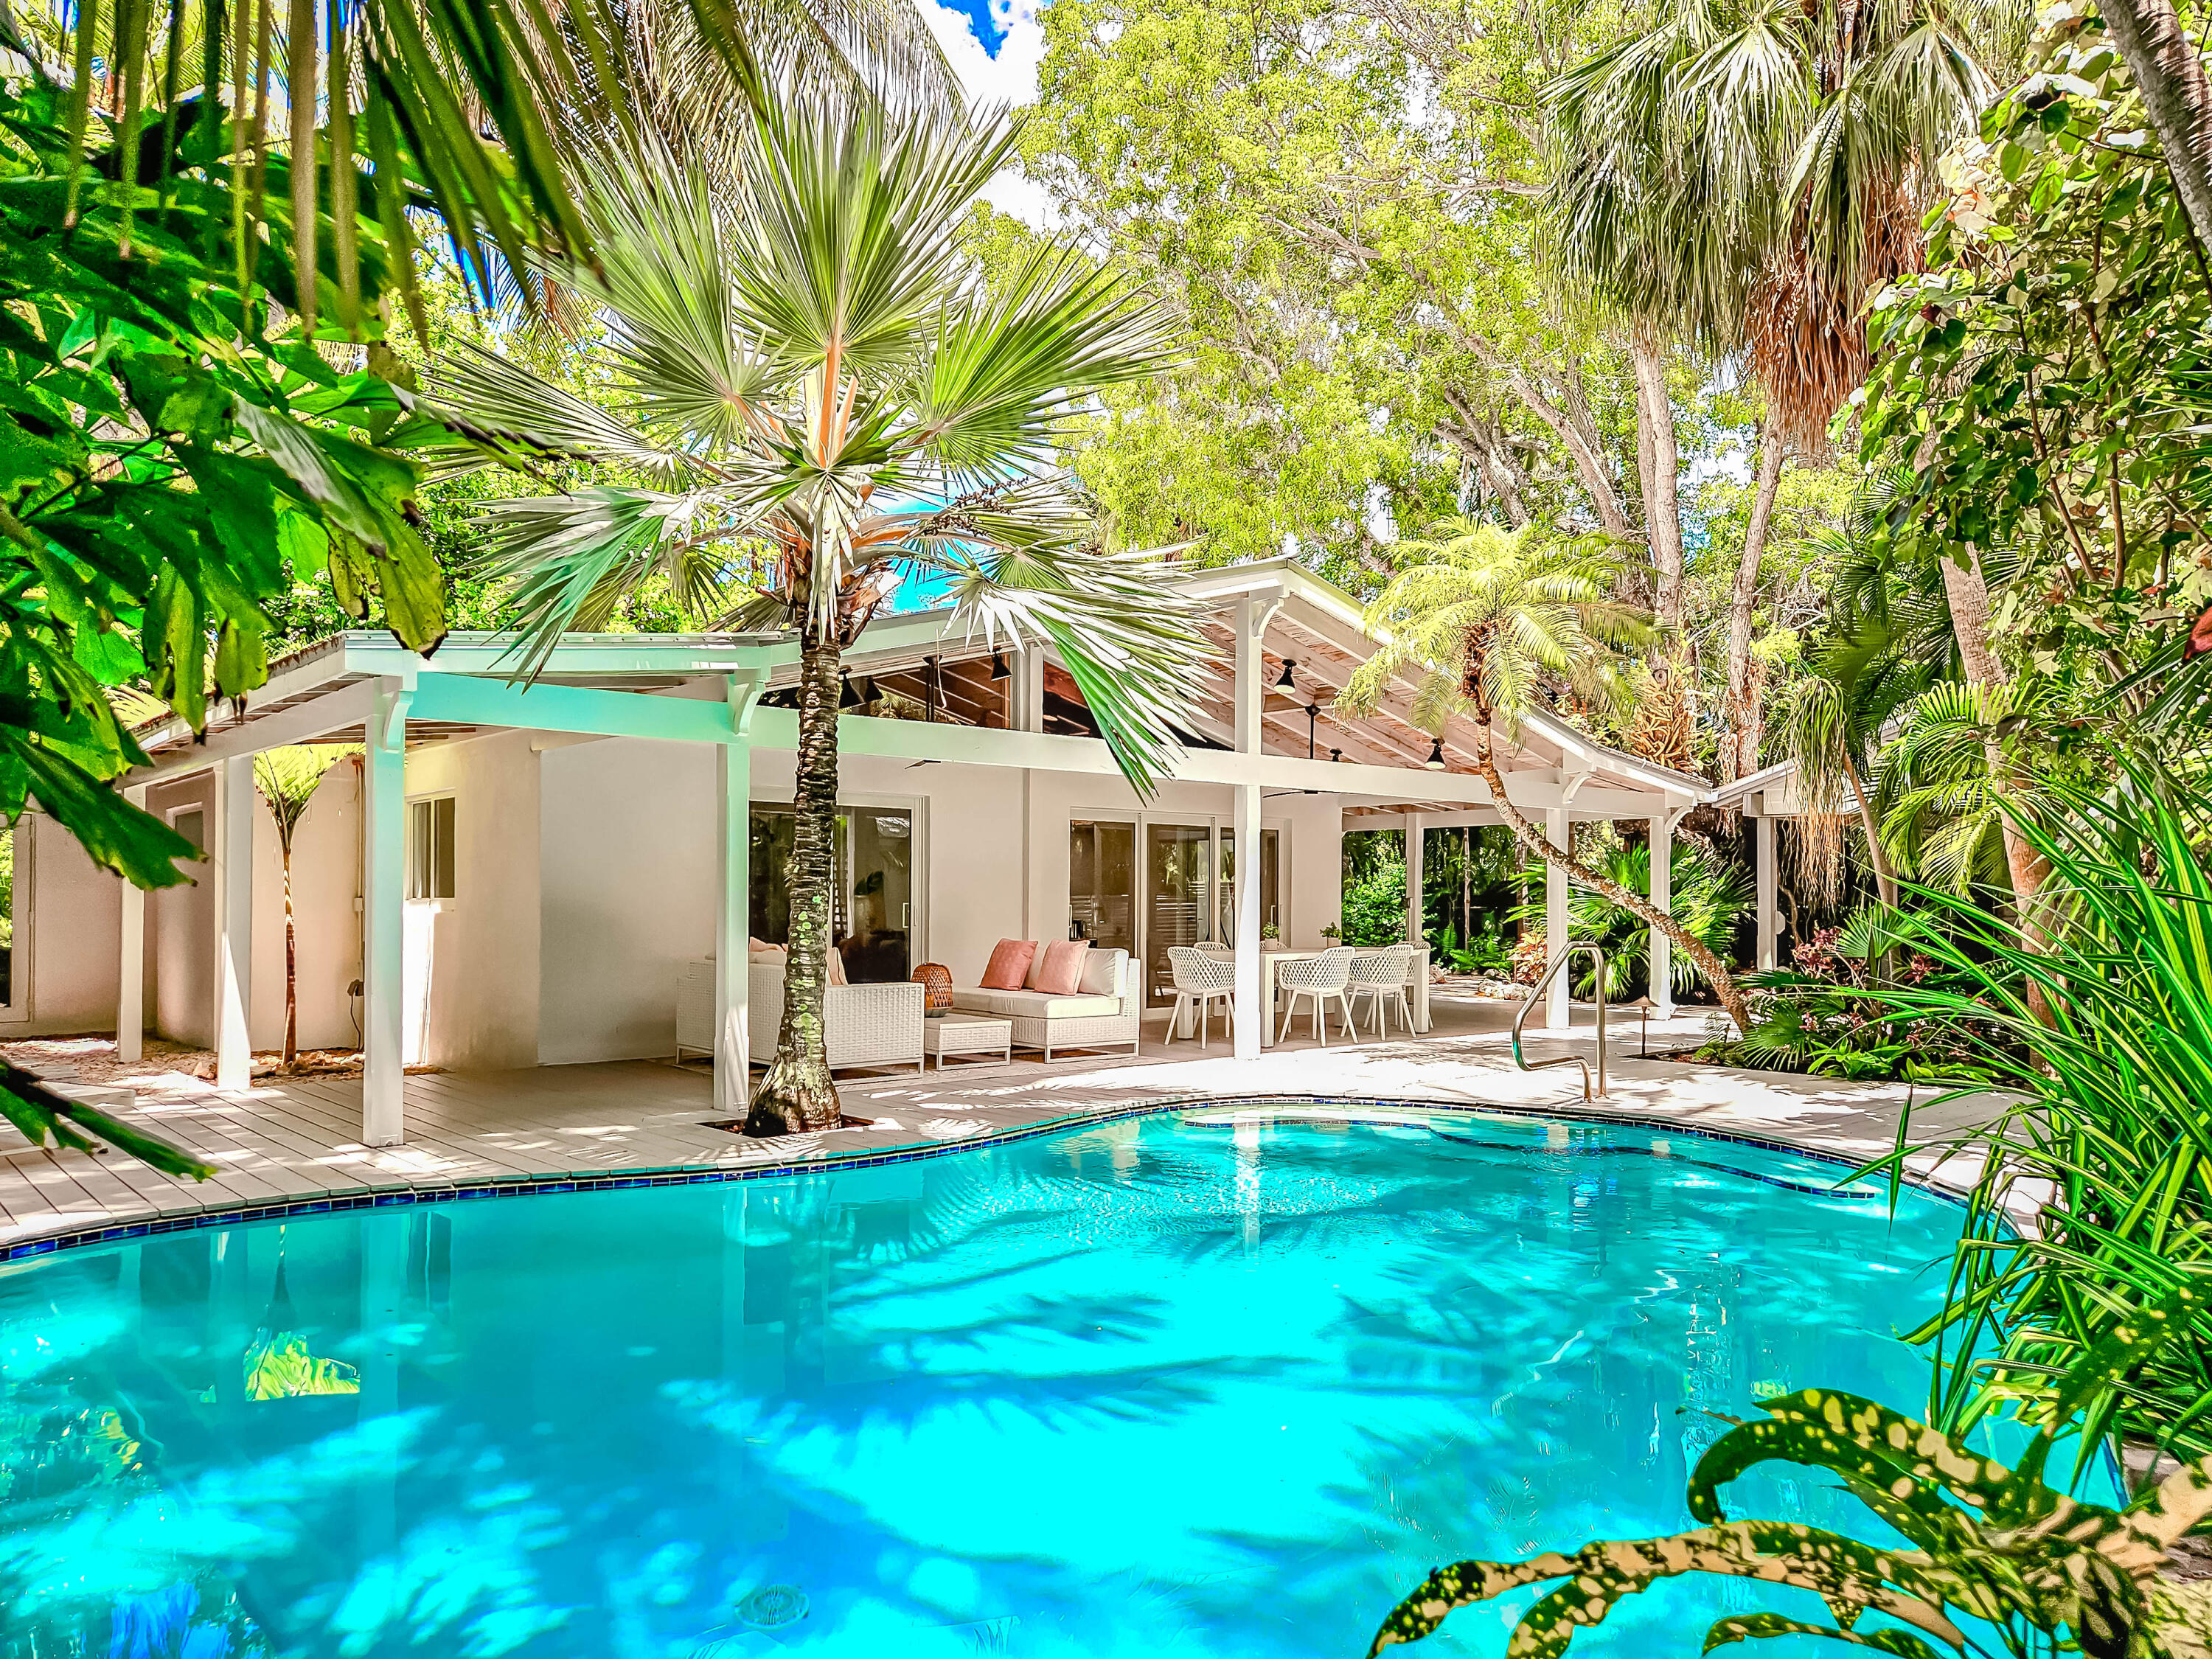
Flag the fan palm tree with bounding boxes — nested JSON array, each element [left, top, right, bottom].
[[254, 745, 358, 1068], [1545, 0, 2004, 769], [1338, 520, 1755, 1033], [418, 91, 1208, 1137]]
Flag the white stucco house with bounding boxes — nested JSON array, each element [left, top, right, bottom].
[[7, 558, 1790, 1146]]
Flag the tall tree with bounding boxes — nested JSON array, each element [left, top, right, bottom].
[[1012, 0, 1652, 575], [1545, 0, 2001, 746], [1340, 520, 1755, 1032], [422, 99, 1208, 1135]]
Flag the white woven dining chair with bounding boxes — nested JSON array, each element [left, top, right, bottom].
[[1166, 945, 1237, 1048], [1276, 945, 1357, 1046], [1347, 944, 1416, 1038]]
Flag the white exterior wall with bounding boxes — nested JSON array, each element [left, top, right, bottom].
[[405, 729, 541, 1071], [0, 813, 125, 1038], [537, 737, 711, 1066], [148, 773, 215, 1047], [252, 758, 361, 1054]]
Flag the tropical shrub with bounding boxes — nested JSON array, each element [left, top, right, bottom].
[[1368, 1373, 2212, 1659], [1707, 907, 1992, 1082], [1857, 779, 2212, 1467], [1340, 858, 1413, 947], [1513, 840, 1750, 1001], [1431, 919, 1513, 976]]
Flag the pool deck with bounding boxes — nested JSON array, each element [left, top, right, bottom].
[[0, 995, 2013, 1254]]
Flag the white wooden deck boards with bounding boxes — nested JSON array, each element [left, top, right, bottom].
[[0, 997, 2003, 1253]]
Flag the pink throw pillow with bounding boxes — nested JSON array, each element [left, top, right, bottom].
[[1036, 940, 1090, 995], [981, 939, 1037, 990], [1023, 941, 1051, 989]]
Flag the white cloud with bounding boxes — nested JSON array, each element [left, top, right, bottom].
[[916, 0, 1058, 228]]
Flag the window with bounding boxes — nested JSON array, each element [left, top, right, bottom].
[[172, 808, 205, 851], [407, 796, 456, 900]]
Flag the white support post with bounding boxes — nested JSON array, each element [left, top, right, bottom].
[[714, 675, 763, 1113], [362, 681, 408, 1147], [1231, 594, 1272, 1060], [1648, 811, 1676, 1019], [212, 755, 254, 1091], [1545, 806, 1571, 1032], [117, 783, 147, 1062], [1754, 805, 1778, 973], [1010, 648, 1046, 734], [1403, 813, 1424, 945]]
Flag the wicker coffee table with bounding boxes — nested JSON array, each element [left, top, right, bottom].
[[922, 1012, 1014, 1070]]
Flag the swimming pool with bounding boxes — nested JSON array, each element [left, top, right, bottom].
[[0, 1106, 1971, 1659]]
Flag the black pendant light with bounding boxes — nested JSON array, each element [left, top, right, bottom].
[[1329, 748, 1342, 762], [925, 655, 942, 722], [1305, 703, 1320, 759], [839, 672, 862, 710], [1274, 657, 1297, 690], [1423, 737, 1446, 771], [990, 650, 1010, 681]]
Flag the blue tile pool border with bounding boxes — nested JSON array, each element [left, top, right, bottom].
[[0, 1089, 1969, 1263]]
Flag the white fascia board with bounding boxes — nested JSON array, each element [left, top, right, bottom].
[[340, 636, 785, 679], [408, 675, 744, 743], [1710, 757, 1799, 808], [129, 679, 380, 785]]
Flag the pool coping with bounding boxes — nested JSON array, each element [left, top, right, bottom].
[[0, 1088, 1978, 1263]]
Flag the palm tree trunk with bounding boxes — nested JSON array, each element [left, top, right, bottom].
[[2096, 0, 2212, 255], [1632, 330, 1686, 633], [1842, 752, 1899, 909], [1725, 425, 1787, 782], [745, 634, 844, 1136], [1473, 730, 1752, 1032], [282, 848, 297, 1068]]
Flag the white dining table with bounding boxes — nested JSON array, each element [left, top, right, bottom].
[[1176, 945, 1431, 1046]]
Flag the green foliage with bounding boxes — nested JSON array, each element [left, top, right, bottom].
[[1712, 907, 1990, 1082], [1338, 856, 1411, 947], [0, 81, 448, 894], [1370, 1381, 2212, 1659], [1515, 838, 1750, 999], [1855, 779, 2212, 1467], [1857, 11, 2212, 695], [1008, 0, 1666, 571], [253, 745, 357, 848]]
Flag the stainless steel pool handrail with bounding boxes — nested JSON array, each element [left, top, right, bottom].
[[1511, 944, 1608, 1101]]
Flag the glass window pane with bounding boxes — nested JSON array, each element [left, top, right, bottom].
[[432, 796, 456, 900], [408, 800, 429, 900], [173, 809, 204, 852]]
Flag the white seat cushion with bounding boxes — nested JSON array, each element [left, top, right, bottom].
[[1078, 948, 1125, 997], [953, 987, 1121, 1019]]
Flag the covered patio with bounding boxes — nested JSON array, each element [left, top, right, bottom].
[[97, 557, 1717, 1155]]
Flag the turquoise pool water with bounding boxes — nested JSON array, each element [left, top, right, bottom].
[[0, 1107, 1973, 1659]]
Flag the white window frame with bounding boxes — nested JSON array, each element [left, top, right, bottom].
[[406, 792, 458, 906]]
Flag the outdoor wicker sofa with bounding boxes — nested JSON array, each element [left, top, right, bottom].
[[950, 945, 1141, 1062], [746, 960, 925, 1074]]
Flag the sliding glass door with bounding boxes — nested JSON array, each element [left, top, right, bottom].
[[1144, 823, 1212, 1005], [1069, 820, 1135, 956], [1217, 827, 1281, 944], [748, 805, 914, 982]]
